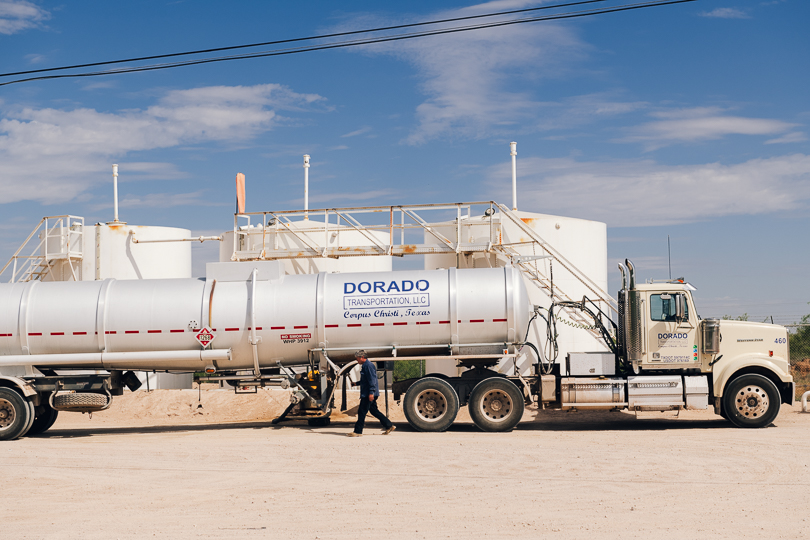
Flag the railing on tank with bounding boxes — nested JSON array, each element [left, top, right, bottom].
[[232, 202, 617, 324], [232, 202, 499, 260], [0, 215, 84, 283]]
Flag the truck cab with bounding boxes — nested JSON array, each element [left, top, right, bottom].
[[619, 260, 794, 427]]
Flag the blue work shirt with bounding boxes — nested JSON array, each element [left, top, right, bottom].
[[359, 360, 379, 398]]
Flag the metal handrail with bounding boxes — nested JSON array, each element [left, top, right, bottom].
[[0, 215, 84, 283]]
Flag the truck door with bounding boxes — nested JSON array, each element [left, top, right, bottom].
[[646, 292, 698, 366]]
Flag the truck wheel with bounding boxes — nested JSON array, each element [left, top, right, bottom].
[[723, 374, 780, 428], [0, 388, 33, 441], [468, 378, 524, 432], [27, 405, 59, 436], [403, 377, 459, 432], [21, 399, 35, 437]]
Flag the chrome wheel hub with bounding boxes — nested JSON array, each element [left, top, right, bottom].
[[415, 390, 447, 422], [0, 398, 14, 429], [481, 390, 513, 422], [735, 385, 769, 418]]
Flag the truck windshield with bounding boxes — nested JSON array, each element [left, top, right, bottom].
[[650, 294, 688, 322]]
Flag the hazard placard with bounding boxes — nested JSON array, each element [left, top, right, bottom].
[[195, 327, 215, 348]]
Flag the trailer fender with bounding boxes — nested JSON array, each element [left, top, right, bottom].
[[713, 354, 793, 404], [0, 376, 38, 400]]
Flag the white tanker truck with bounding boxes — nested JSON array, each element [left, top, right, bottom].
[[0, 259, 795, 440]]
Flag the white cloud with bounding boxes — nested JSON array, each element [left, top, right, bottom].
[[0, 84, 327, 204], [486, 154, 810, 227], [341, 126, 372, 138], [24, 53, 45, 64], [300, 189, 400, 205], [619, 107, 796, 149], [118, 191, 228, 209], [0, 0, 49, 34], [765, 131, 807, 144], [699, 8, 751, 19], [345, 5, 588, 144]]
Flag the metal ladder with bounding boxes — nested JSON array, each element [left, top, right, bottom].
[[0, 216, 84, 283]]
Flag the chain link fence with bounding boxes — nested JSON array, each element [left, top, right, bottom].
[[787, 324, 810, 401]]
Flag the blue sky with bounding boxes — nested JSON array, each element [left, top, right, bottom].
[[0, 0, 808, 323]]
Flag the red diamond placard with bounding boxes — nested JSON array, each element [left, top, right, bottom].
[[195, 327, 215, 349]]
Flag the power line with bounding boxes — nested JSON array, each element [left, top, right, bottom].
[[0, 0, 610, 79], [0, 0, 696, 88]]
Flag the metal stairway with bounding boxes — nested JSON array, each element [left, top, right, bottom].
[[0, 216, 84, 283]]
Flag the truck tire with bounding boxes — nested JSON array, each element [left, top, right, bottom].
[[468, 378, 524, 432], [0, 387, 33, 441], [53, 392, 108, 411], [723, 374, 780, 428], [27, 404, 59, 436], [21, 399, 35, 437], [403, 377, 459, 432]]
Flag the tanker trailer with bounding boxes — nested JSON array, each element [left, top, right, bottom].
[[0, 261, 533, 440]]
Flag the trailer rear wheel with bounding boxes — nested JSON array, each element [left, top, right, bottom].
[[723, 374, 780, 428], [28, 404, 59, 436], [468, 378, 524, 432], [21, 399, 35, 437], [0, 388, 33, 441], [403, 377, 459, 432]]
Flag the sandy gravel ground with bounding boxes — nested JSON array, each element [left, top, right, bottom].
[[1, 388, 808, 540]]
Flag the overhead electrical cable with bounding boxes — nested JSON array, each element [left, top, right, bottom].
[[0, 0, 612, 79], [0, 0, 696, 88]]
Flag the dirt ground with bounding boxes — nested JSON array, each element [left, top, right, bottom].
[[1, 388, 808, 540]]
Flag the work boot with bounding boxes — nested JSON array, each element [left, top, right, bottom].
[[347, 432, 362, 437], [382, 425, 396, 435]]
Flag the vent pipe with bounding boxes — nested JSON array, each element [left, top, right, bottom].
[[112, 164, 119, 223], [303, 154, 310, 220], [510, 142, 517, 211]]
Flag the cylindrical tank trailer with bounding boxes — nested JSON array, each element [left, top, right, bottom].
[[0, 263, 531, 372]]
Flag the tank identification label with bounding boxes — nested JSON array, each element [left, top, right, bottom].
[[195, 327, 215, 349], [281, 333, 311, 344], [342, 279, 431, 320]]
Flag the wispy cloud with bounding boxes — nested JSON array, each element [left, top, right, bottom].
[[765, 131, 807, 144], [0, 0, 49, 34], [0, 84, 328, 204], [298, 189, 400, 205], [619, 107, 795, 149], [24, 53, 46, 64], [699, 7, 751, 19], [485, 154, 810, 227], [117, 191, 228, 209], [342, 3, 588, 144], [341, 126, 372, 138]]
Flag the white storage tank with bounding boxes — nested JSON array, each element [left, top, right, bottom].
[[220, 219, 392, 275], [31, 222, 193, 389], [423, 210, 609, 376]]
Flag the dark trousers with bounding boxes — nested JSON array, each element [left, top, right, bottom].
[[354, 396, 392, 434]]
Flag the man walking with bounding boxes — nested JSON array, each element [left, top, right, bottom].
[[348, 350, 395, 437]]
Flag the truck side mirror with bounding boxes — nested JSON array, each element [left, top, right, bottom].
[[676, 294, 685, 322]]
